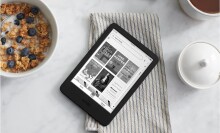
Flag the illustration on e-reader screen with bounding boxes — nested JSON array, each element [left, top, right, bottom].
[[81, 59, 102, 82], [95, 42, 116, 64], [118, 61, 139, 83], [92, 69, 114, 92], [106, 51, 128, 74]]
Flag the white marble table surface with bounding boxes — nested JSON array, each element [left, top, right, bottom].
[[1, 0, 220, 133]]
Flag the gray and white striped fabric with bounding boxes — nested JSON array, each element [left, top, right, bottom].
[[85, 13, 171, 133]]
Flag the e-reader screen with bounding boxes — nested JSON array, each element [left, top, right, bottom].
[[71, 29, 153, 113]]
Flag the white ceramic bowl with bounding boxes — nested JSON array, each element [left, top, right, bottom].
[[179, 0, 220, 20], [177, 41, 220, 89], [0, 0, 58, 78]]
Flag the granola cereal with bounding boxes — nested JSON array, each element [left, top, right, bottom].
[[0, 2, 51, 72]]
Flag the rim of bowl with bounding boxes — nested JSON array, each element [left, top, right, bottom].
[[0, 0, 58, 78], [177, 41, 220, 89], [187, 0, 220, 17]]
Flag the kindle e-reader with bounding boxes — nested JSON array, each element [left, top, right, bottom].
[[60, 23, 158, 126]]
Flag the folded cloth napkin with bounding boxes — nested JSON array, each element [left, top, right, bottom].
[[85, 13, 172, 133]]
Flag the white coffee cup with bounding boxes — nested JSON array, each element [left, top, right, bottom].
[[179, 0, 220, 20]]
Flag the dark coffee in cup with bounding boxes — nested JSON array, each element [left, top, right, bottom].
[[190, 0, 220, 14]]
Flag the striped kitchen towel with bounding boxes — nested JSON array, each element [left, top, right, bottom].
[[85, 13, 172, 133]]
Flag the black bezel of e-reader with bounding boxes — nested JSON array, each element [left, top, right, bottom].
[[60, 23, 159, 126]]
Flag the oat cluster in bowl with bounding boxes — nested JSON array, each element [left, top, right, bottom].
[[0, 3, 51, 73]]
